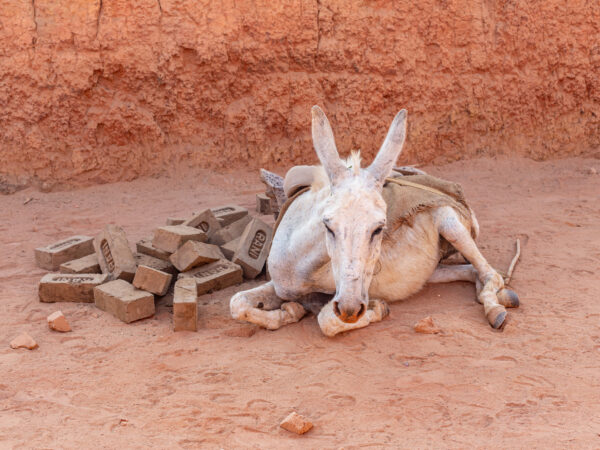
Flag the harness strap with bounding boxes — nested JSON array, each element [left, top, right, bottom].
[[384, 177, 449, 197]]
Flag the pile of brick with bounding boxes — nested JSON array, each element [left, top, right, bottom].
[[35, 204, 274, 332]]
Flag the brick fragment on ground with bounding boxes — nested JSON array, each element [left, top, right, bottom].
[[220, 237, 241, 260], [173, 278, 197, 331], [10, 333, 38, 350], [152, 225, 207, 253], [133, 265, 173, 296], [169, 240, 225, 272], [94, 225, 137, 282], [210, 205, 248, 227], [209, 215, 252, 246], [35, 235, 94, 271], [183, 209, 222, 238], [256, 193, 272, 214], [134, 252, 177, 275], [414, 316, 441, 334], [47, 311, 71, 332], [178, 259, 243, 295], [39, 273, 108, 303], [59, 253, 101, 274], [166, 217, 186, 225], [233, 218, 273, 278], [94, 279, 155, 323], [136, 238, 172, 261], [280, 412, 313, 435]]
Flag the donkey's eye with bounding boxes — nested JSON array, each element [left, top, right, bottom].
[[371, 226, 384, 239], [324, 223, 335, 237]]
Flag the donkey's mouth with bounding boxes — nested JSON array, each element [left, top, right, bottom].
[[333, 301, 366, 323]]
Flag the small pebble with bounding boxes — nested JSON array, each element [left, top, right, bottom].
[[47, 311, 71, 332], [280, 412, 313, 435], [414, 316, 441, 334], [589, 167, 597, 175], [10, 333, 38, 350]]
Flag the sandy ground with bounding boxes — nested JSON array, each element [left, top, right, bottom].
[[1, 157, 599, 449]]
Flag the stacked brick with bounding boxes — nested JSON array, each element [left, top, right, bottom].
[[35, 204, 274, 332]]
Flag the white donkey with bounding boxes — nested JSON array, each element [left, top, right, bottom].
[[230, 106, 519, 336]]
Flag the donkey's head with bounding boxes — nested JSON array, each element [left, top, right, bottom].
[[312, 106, 407, 324]]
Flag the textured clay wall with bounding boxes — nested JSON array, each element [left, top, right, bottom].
[[1, 0, 599, 187]]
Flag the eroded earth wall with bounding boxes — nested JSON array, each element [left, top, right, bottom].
[[1, 0, 599, 187]]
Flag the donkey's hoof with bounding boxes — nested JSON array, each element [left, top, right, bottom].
[[497, 289, 519, 308], [486, 305, 507, 329], [368, 299, 390, 321]]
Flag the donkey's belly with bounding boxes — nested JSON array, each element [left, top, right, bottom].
[[369, 216, 441, 301]]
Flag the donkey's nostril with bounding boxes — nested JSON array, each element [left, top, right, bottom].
[[356, 303, 366, 319], [333, 301, 342, 318]]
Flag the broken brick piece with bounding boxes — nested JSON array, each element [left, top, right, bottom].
[[166, 217, 186, 226], [152, 225, 207, 253], [173, 278, 197, 331], [47, 311, 71, 332], [233, 218, 273, 279], [136, 238, 172, 261], [256, 193, 272, 214], [59, 253, 101, 274], [183, 209, 222, 238], [169, 240, 225, 272], [94, 225, 137, 282], [94, 279, 155, 323], [133, 265, 173, 296], [209, 215, 252, 246], [35, 235, 95, 271], [39, 273, 108, 303], [414, 316, 441, 334], [280, 412, 313, 435], [10, 333, 38, 350], [210, 205, 248, 227], [178, 259, 243, 295]]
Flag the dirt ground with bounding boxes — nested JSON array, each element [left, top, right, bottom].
[[1, 157, 599, 448]]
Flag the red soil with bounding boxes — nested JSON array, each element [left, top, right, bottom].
[[1, 157, 599, 447]]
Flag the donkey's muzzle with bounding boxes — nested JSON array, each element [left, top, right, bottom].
[[333, 301, 366, 323]]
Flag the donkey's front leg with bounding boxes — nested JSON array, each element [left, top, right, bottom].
[[230, 281, 306, 330], [318, 299, 390, 337], [435, 206, 519, 329]]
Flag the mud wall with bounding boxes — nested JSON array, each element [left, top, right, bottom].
[[1, 0, 599, 187]]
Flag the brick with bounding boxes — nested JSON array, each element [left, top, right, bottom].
[[169, 241, 224, 272], [94, 279, 154, 323], [220, 237, 241, 260], [47, 311, 71, 332], [94, 225, 137, 282], [173, 278, 197, 331], [178, 259, 243, 295], [59, 253, 101, 274], [35, 235, 94, 271], [133, 265, 173, 296], [280, 412, 313, 435], [152, 225, 207, 253], [183, 209, 222, 238], [209, 215, 252, 246], [134, 253, 177, 275], [39, 273, 108, 303], [210, 205, 248, 227], [136, 238, 172, 261], [233, 218, 273, 279], [166, 217, 186, 225], [256, 193, 272, 214]]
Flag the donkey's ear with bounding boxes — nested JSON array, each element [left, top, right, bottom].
[[367, 109, 407, 185], [311, 105, 347, 185]]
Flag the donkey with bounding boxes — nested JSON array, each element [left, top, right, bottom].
[[230, 106, 519, 336]]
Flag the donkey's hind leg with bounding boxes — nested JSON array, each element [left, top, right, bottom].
[[433, 207, 519, 329], [427, 264, 478, 283], [230, 282, 306, 330]]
